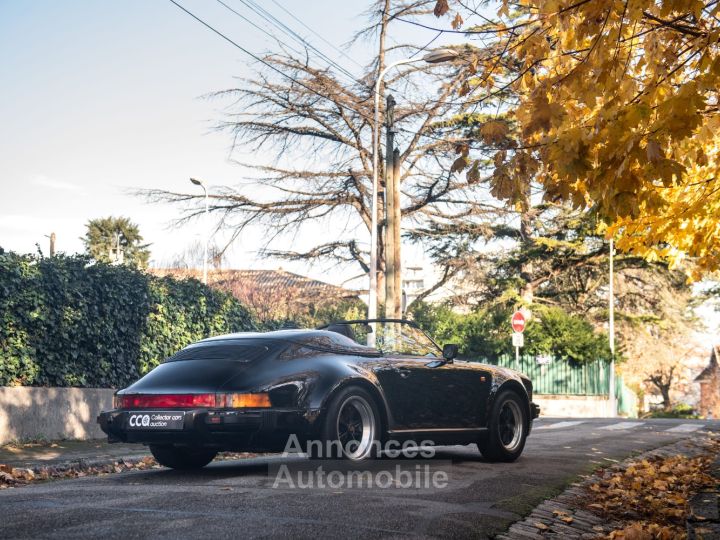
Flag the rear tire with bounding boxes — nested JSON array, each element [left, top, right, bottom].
[[479, 390, 528, 462], [149, 445, 217, 470], [317, 386, 381, 461]]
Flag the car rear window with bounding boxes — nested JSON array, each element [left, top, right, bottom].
[[164, 341, 270, 363]]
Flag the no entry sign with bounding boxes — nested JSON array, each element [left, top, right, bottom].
[[511, 311, 526, 333]]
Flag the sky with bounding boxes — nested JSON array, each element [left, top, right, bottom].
[[0, 0, 466, 285], [1, 0, 718, 343]]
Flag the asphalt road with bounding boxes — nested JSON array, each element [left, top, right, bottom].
[[1, 418, 718, 539]]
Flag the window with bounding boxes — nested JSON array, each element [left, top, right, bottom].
[[375, 323, 440, 357], [165, 341, 270, 363]]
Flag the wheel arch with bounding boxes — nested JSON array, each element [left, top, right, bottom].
[[320, 378, 391, 438], [494, 380, 532, 425]]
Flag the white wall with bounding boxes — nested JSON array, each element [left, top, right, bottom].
[[534, 395, 615, 418], [0, 387, 114, 444]]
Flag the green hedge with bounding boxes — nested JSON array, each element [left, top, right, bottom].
[[409, 301, 611, 363], [0, 252, 255, 388]]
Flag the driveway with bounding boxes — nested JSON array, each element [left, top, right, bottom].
[[1, 418, 717, 539]]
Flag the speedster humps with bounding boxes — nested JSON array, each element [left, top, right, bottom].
[[98, 319, 539, 469]]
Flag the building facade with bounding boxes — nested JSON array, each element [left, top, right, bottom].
[[695, 345, 720, 419]]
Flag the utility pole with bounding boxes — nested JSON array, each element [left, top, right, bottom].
[[391, 147, 402, 318], [384, 94, 397, 318], [110, 233, 124, 265], [368, 49, 458, 329], [189, 178, 209, 285]]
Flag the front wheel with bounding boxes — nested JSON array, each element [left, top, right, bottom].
[[479, 390, 528, 462], [149, 445, 217, 470]]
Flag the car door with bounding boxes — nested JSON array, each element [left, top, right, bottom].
[[373, 322, 491, 430], [416, 360, 492, 428], [378, 354, 492, 430], [376, 354, 437, 430]]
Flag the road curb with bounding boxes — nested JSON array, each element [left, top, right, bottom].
[[497, 435, 719, 539], [687, 456, 720, 540], [10, 453, 153, 478], [5, 450, 268, 484]]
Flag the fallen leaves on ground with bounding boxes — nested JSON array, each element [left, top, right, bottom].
[[0, 457, 161, 489], [607, 522, 684, 540], [584, 442, 720, 539], [0, 451, 264, 489]]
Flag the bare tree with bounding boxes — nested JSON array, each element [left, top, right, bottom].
[[160, 240, 225, 270], [140, 0, 505, 300]]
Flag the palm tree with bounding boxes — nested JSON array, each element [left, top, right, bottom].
[[82, 216, 150, 268]]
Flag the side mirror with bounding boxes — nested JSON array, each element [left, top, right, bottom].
[[442, 344, 458, 361]]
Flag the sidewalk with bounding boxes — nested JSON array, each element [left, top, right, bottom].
[[498, 435, 720, 539], [0, 439, 150, 470]]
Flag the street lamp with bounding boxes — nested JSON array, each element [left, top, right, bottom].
[[189, 177, 209, 285], [368, 48, 460, 328]]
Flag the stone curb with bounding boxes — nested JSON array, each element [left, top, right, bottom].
[[687, 456, 720, 540], [8, 454, 152, 479], [497, 436, 719, 540], [6, 450, 267, 483]]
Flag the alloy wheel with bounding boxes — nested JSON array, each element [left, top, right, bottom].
[[336, 395, 376, 460]]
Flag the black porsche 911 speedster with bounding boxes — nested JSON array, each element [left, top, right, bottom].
[[98, 319, 539, 469]]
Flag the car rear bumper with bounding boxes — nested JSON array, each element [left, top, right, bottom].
[[530, 402, 540, 419], [97, 408, 314, 450]]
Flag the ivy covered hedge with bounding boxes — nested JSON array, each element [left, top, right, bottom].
[[0, 251, 255, 388]]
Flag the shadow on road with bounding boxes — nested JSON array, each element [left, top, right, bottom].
[[108, 445, 493, 483]]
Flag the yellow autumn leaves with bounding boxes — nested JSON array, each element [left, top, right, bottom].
[[439, 0, 720, 276], [586, 451, 717, 538]]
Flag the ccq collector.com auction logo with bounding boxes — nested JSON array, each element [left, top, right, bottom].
[[128, 414, 151, 427]]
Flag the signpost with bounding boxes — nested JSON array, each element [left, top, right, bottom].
[[536, 354, 552, 365], [511, 311, 525, 362], [511, 311, 526, 333]]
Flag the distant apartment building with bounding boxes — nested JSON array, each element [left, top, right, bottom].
[[402, 265, 425, 309]]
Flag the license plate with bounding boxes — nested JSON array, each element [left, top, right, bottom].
[[126, 411, 185, 430]]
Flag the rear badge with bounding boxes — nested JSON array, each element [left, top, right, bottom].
[[127, 411, 185, 430]]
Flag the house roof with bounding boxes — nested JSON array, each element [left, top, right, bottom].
[[151, 268, 359, 301], [695, 345, 720, 382]]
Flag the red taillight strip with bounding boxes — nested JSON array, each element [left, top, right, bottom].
[[119, 393, 218, 409]]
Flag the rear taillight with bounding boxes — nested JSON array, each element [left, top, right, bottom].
[[226, 393, 271, 408], [116, 392, 272, 409], [118, 393, 218, 409]]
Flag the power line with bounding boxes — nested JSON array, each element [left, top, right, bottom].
[[169, 0, 405, 133], [168, 1, 465, 148], [393, 15, 524, 35], [270, 0, 365, 69], [168, 0, 351, 107], [234, 0, 363, 86], [409, 31, 443, 59], [214, 0, 305, 57]]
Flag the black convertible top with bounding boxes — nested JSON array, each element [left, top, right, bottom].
[[199, 329, 381, 357]]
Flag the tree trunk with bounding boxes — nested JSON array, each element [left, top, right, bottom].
[[660, 384, 672, 411], [519, 181, 534, 304]]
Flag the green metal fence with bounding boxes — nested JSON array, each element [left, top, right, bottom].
[[486, 355, 611, 396]]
